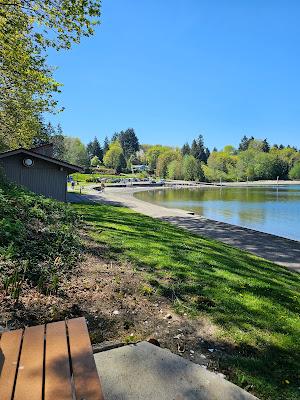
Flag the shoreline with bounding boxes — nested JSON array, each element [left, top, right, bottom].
[[68, 185, 300, 272], [207, 179, 300, 186], [106, 179, 300, 189]]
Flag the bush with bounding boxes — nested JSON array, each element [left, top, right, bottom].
[[0, 181, 81, 299], [289, 162, 300, 180], [90, 155, 100, 167]]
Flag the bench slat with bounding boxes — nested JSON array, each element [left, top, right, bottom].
[[67, 317, 104, 400], [14, 325, 45, 400], [0, 329, 23, 400], [44, 320, 73, 400]]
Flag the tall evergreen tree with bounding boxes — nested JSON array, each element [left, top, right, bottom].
[[262, 138, 270, 153], [181, 142, 191, 156], [87, 137, 103, 161], [205, 147, 211, 161], [238, 135, 249, 151], [103, 136, 110, 155], [191, 139, 198, 158], [51, 123, 65, 160], [119, 128, 140, 160], [111, 132, 120, 142], [238, 135, 255, 151], [191, 135, 208, 163]]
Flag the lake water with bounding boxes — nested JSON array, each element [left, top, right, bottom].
[[135, 185, 300, 241]]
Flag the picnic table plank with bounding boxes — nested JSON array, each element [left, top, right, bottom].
[[44, 320, 73, 400], [67, 317, 104, 400], [0, 329, 23, 400], [13, 325, 45, 400]]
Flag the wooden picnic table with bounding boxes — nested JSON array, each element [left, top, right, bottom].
[[0, 317, 104, 400]]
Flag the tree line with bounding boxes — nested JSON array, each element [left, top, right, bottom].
[[39, 125, 300, 181]]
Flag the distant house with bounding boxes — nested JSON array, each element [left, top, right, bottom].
[[0, 144, 82, 202], [131, 164, 149, 173]]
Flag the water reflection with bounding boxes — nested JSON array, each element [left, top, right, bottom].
[[135, 185, 300, 240]]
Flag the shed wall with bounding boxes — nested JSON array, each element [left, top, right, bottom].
[[0, 154, 67, 202]]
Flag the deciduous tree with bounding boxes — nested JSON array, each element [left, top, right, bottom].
[[103, 140, 126, 173]]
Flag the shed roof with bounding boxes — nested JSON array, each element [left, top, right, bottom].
[[0, 148, 83, 174]]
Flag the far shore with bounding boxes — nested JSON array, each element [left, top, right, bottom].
[[212, 179, 300, 186], [164, 179, 300, 187]]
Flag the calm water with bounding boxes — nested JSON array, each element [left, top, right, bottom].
[[135, 185, 300, 241]]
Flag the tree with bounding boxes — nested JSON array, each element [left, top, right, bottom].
[[111, 132, 120, 142], [182, 155, 204, 181], [91, 155, 100, 167], [3, 1, 101, 51], [205, 147, 211, 161], [87, 137, 103, 161], [51, 124, 66, 160], [119, 129, 140, 160], [0, 8, 60, 149], [145, 145, 170, 172], [156, 149, 181, 178], [253, 153, 288, 180], [103, 136, 110, 155], [289, 162, 300, 180], [31, 117, 51, 146], [238, 136, 249, 151], [191, 135, 208, 163], [191, 139, 198, 159], [181, 143, 191, 156], [222, 145, 235, 155], [0, 1, 101, 150], [238, 135, 254, 151], [271, 146, 300, 168], [103, 141, 126, 173], [63, 137, 89, 167], [167, 160, 183, 180], [127, 154, 141, 170], [248, 139, 268, 152], [202, 148, 239, 182], [262, 138, 270, 152]]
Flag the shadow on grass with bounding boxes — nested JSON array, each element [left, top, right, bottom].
[[73, 202, 300, 400]]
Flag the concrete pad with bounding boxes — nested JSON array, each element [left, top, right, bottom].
[[94, 342, 259, 400]]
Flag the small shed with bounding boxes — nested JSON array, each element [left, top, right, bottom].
[[0, 144, 82, 202]]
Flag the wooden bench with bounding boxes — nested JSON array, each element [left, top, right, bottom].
[[0, 317, 104, 400]]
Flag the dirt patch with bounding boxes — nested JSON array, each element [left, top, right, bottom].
[[0, 233, 229, 376]]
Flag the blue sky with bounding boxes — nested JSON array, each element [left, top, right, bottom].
[[48, 0, 300, 149]]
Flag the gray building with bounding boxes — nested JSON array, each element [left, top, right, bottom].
[[0, 144, 82, 202]]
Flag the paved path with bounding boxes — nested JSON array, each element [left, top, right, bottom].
[[94, 342, 259, 400], [68, 187, 300, 272]]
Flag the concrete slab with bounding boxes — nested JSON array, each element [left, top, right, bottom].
[[94, 342, 259, 400]]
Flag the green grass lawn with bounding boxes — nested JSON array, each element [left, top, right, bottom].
[[73, 202, 300, 400], [70, 172, 140, 182], [67, 181, 92, 193]]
